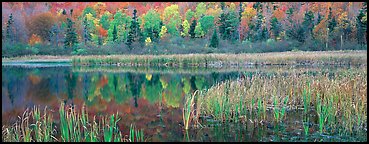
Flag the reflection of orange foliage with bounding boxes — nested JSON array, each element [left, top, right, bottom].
[[99, 75, 109, 87], [28, 74, 41, 84], [28, 34, 42, 45]]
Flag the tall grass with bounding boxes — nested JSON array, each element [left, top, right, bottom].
[[187, 67, 366, 134], [129, 124, 144, 142], [2, 103, 144, 142], [71, 51, 367, 67], [183, 90, 197, 130]]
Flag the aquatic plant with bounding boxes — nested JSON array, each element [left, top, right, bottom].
[[129, 124, 144, 142], [2, 103, 144, 142], [183, 90, 197, 130], [70, 51, 367, 67]]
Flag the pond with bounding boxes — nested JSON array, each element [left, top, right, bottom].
[[2, 64, 367, 142]]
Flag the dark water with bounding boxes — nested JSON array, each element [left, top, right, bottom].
[[2, 64, 367, 142]]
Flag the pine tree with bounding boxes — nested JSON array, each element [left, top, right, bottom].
[[270, 17, 281, 40], [64, 18, 78, 50], [127, 10, 141, 48], [126, 26, 134, 48], [303, 11, 315, 39], [83, 16, 91, 44], [131, 9, 139, 39], [218, 12, 227, 40], [6, 13, 14, 43], [50, 24, 59, 47], [112, 24, 117, 42], [189, 19, 197, 38], [356, 8, 366, 46], [210, 29, 219, 48]]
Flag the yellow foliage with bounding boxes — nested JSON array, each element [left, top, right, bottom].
[[146, 74, 152, 81], [145, 37, 152, 46], [28, 34, 42, 45], [86, 13, 94, 21], [242, 6, 257, 20]]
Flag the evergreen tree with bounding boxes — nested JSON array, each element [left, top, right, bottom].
[[82, 16, 91, 44], [112, 24, 117, 42], [126, 26, 134, 48], [270, 17, 281, 40], [6, 13, 14, 43], [209, 29, 219, 48], [302, 11, 315, 39], [98, 36, 102, 46], [225, 11, 239, 41], [64, 18, 78, 50], [253, 12, 264, 41], [131, 9, 139, 39], [356, 8, 366, 46], [189, 19, 197, 38], [218, 12, 228, 40], [50, 24, 59, 47], [238, 2, 243, 42]]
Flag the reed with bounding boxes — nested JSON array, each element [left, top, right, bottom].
[[70, 51, 367, 67], [2, 103, 144, 142], [303, 117, 309, 136], [129, 124, 144, 142], [190, 67, 366, 135], [182, 90, 197, 130]]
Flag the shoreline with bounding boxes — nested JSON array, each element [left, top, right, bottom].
[[2, 50, 367, 67]]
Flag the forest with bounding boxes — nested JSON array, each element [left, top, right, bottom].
[[2, 2, 367, 57]]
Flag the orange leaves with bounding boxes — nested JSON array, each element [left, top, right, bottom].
[[98, 26, 108, 37], [273, 8, 286, 20], [28, 34, 42, 45]]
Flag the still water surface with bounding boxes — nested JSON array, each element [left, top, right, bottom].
[[2, 64, 366, 142]]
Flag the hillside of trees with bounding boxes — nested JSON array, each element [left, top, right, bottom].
[[2, 2, 367, 57]]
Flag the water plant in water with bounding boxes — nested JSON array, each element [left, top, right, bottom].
[[2, 103, 144, 142], [129, 124, 144, 142], [183, 90, 197, 130]]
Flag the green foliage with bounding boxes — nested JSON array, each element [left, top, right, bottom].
[[143, 9, 161, 42], [195, 2, 206, 19], [181, 20, 190, 37], [64, 18, 78, 50], [199, 15, 214, 35], [302, 11, 314, 39], [159, 25, 167, 39], [100, 12, 111, 30], [112, 24, 117, 42], [194, 22, 205, 38], [108, 11, 132, 43], [189, 19, 197, 38], [209, 29, 219, 48], [356, 8, 367, 46], [82, 16, 92, 44], [163, 5, 181, 36], [185, 9, 195, 22], [270, 17, 281, 40], [83, 7, 97, 17]]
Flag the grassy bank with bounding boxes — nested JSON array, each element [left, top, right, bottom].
[[2, 51, 367, 67], [185, 67, 367, 135], [71, 51, 367, 67], [2, 103, 144, 142]]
